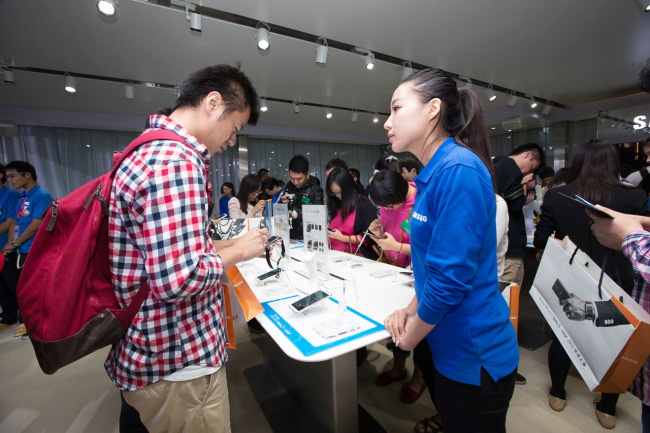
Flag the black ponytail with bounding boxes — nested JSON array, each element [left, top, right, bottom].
[[405, 68, 495, 188]]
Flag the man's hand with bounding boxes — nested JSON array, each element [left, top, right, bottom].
[[587, 205, 650, 251]]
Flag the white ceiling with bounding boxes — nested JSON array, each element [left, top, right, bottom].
[[1, 0, 650, 144]]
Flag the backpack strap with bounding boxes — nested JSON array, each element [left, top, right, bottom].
[[110, 129, 194, 176]]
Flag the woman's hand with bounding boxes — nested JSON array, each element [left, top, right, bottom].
[[252, 200, 265, 215], [374, 232, 399, 251], [327, 228, 345, 241], [369, 218, 385, 237], [384, 307, 415, 346]]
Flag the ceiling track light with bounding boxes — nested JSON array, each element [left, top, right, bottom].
[[541, 101, 552, 115], [186, 9, 201, 32], [458, 75, 472, 89], [373, 113, 379, 123], [2, 67, 15, 83], [293, 102, 300, 113], [124, 84, 134, 100], [402, 61, 414, 81], [485, 85, 496, 102], [260, 98, 268, 112], [256, 22, 271, 51], [507, 92, 518, 107], [315, 37, 328, 65], [528, 96, 538, 109], [351, 110, 358, 122], [96, 0, 117, 17], [64, 73, 77, 93], [325, 107, 333, 119], [364, 52, 375, 70]]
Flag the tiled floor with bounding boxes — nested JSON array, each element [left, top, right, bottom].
[[0, 323, 642, 432]]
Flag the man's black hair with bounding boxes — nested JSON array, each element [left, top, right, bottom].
[[325, 158, 348, 173], [258, 168, 269, 178], [538, 166, 555, 179], [289, 154, 310, 174], [262, 176, 280, 191], [6, 160, 37, 182], [172, 64, 260, 126], [398, 157, 422, 174], [0, 163, 5, 184]]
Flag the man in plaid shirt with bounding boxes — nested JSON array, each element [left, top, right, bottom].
[[589, 206, 650, 433], [108, 64, 269, 433]]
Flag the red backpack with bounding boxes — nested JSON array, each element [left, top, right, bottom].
[[17, 129, 188, 374]]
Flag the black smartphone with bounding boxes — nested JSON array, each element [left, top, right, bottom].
[[288, 290, 331, 313], [399, 271, 413, 276], [214, 213, 228, 220], [328, 228, 336, 232], [558, 192, 613, 219], [256, 268, 282, 281], [266, 235, 282, 246], [552, 279, 571, 301]]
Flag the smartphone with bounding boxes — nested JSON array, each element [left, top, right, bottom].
[[256, 267, 282, 281], [328, 228, 336, 232], [214, 213, 228, 220], [399, 271, 413, 276], [558, 192, 613, 219], [266, 235, 282, 246], [366, 232, 382, 239], [552, 279, 571, 301], [288, 290, 331, 313]]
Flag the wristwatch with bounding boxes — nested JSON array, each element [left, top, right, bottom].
[[11, 239, 21, 247], [585, 301, 595, 322]]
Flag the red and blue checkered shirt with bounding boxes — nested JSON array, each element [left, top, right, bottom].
[[622, 231, 650, 406], [105, 115, 227, 391]]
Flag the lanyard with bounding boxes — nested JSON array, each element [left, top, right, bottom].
[[16, 196, 27, 220]]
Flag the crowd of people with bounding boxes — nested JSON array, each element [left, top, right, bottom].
[[2, 61, 650, 433]]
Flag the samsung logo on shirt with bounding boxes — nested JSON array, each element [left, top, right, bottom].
[[412, 211, 427, 222]]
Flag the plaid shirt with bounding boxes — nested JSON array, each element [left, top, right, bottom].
[[622, 231, 650, 406], [105, 115, 227, 391]]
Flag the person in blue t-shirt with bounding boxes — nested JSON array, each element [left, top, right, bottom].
[[382, 68, 519, 433], [1, 161, 53, 338], [0, 163, 20, 329]]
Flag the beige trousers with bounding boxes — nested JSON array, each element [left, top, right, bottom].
[[123, 367, 231, 433], [501, 256, 525, 287]]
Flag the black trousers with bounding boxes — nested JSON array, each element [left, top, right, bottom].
[[120, 391, 149, 433], [412, 338, 437, 407], [434, 366, 516, 433], [0, 252, 25, 324]]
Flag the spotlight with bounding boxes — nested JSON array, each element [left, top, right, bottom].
[[256, 22, 270, 51], [3, 68, 15, 83], [351, 111, 358, 122], [364, 52, 375, 70], [507, 92, 517, 107], [124, 84, 134, 100], [96, 0, 117, 17], [528, 96, 538, 109], [325, 107, 332, 119], [260, 98, 268, 112], [373, 113, 379, 123], [64, 74, 77, 93], [402, 61, 414, 80], [186, 9, 201, 32], [541, 101, 552, 115], [485, 85, 496, 102], [293, 102, 300, 113], [315, 37, 328, 64]]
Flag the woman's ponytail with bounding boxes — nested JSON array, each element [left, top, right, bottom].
[[457, 87, 495, 186]]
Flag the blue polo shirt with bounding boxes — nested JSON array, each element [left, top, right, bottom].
[[14, 184, 53, 254], [0, 184, 19, 247], [411, 137, 519, 386]]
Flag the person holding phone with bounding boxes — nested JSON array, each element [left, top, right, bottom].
[[381, 68, 518, 433], [228, 174, 265, 219], [326, 167, 377, 259], [366, 170, 431, 404], [534, 139, 649, 427]]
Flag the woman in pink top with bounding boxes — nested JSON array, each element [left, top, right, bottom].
[[367, 170, 427, 405]]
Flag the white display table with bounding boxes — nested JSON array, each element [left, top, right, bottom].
[[237, 245, 414, 433]]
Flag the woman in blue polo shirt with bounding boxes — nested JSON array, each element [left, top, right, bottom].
[[382, 68, 519, 433]]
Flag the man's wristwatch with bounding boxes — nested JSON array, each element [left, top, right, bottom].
[[11, 239, 21, 247], [585, 301, 595, 322]]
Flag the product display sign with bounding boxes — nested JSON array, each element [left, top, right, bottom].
[[302, 205, 328, 254], [272, 203, 291, 261]]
